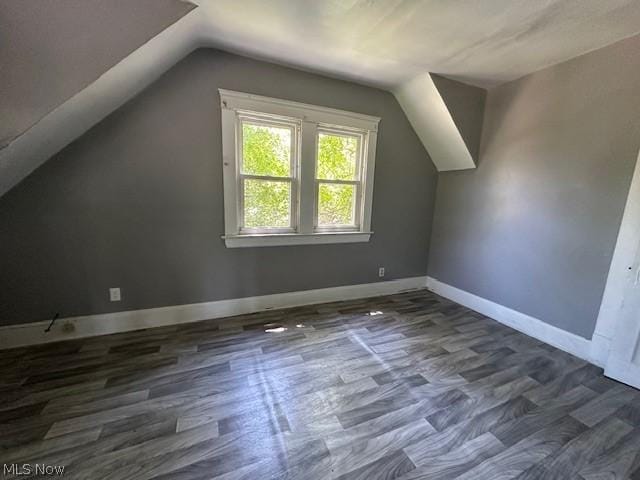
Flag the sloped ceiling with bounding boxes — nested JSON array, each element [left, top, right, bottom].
[[0, 8, 205, 199], [0, 0, 195, 148], [3, 0, 640, 196]]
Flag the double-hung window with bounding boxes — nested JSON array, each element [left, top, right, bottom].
[[238, 115, 298, 233], [220, 90, 379, 248]]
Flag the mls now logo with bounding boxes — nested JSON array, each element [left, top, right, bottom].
[[4, 464, 65, 476]]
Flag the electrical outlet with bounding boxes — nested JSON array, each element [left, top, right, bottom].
[[378, 267, 385, 278], [109, 287, 121, 302]]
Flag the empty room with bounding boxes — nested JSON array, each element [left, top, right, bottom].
[[2, 1, 640, 478]]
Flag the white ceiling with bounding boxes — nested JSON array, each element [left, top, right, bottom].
[[5, 0, 640, 196], [196, 0, 640, 88]]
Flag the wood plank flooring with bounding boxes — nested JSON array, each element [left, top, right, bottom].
[[1, 289, 639, 479]]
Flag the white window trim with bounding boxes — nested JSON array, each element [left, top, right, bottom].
[[314, 127, 364, 233], [220, 89, 380, 248], [236, 114, 299, 234]]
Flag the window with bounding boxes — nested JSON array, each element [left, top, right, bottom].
[[316, 128, 362, 230], [220, 90, 379, 248], [239, 116, 297, 232]]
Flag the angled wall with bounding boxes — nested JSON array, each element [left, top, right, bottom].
[[0, 7, 205, 199], [394, 73, 480, 171], [431, 74, 486, 163], [0, 0, 195, 148]]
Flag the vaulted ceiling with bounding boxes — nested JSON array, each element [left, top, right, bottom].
[[1, 0, 195, 148], [2, 0, 640, 197]]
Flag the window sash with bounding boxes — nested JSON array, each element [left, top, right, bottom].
[[314, 179, 361, 231], [236, 115, 299, 233], [315, 127, 363, 182], [239, 176, 295, 233], [314, 127, 365, 231]]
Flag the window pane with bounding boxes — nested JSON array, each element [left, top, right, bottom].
[[318, 183, 356, 226], [244, 179, 290, 228], [317, 132, 358, 180], [242, 123, 291, 177]]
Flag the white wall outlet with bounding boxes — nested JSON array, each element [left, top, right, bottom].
[[109, 287, 121, 302], [378, 267, 385, 278]]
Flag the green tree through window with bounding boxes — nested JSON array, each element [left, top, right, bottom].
[[317, 133, 357, 180], [240, 123, 361, 229], [242, 123, 292, 228], [242, 124, 291, 177], [317, 133, 359, 226]]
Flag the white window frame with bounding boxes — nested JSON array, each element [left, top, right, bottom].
[[236, 114, 300, 234], [314, 126, 364, 233], [220, 89, 380, 248]]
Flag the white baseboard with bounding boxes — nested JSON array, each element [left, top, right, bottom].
[[426, 276, 605, 367], [0, 276, 427, 350], [1, 275, 611, 369]]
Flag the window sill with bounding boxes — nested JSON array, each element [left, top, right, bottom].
[[223, 231, 373, 248]]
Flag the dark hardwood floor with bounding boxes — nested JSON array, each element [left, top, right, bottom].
[[1, 289, 639, 479]]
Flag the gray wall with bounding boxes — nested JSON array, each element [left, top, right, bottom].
[[428, 34, 640, 339], [0, 0, 194, 147], [431, 74, 486, 162], [0, 49, 437, 326]]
